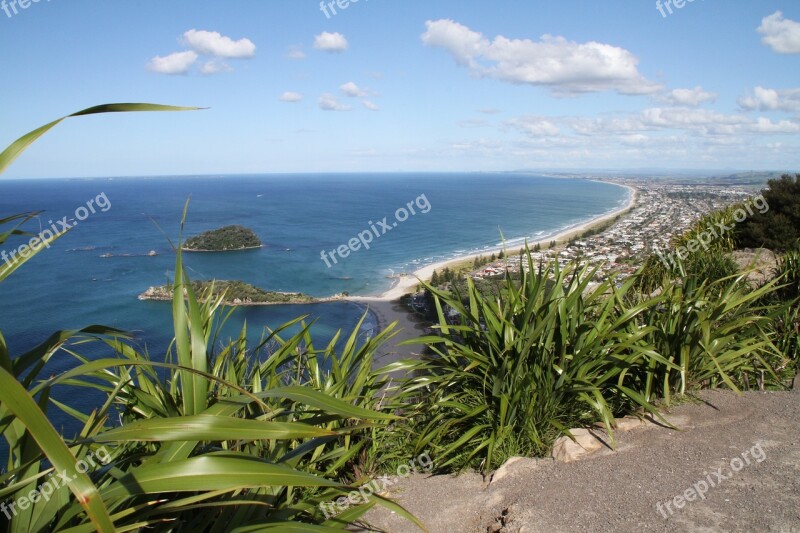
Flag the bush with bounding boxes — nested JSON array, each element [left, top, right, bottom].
[[402, 254, 664, 473], [759, 246, 800, 380], [401, 247, 786, 474], [630, 265, 782, 402]]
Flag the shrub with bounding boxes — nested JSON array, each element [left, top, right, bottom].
[[630, 265, 782, 402], [402, 253, 664, 473]]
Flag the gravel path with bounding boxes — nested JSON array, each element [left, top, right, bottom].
[[363, 389, 800, 532]]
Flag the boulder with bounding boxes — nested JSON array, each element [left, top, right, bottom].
[[551, 428, 604, 463], [731, 248, 778, 288], [614, 416, 647, 432], [490, 456, 545, 485]]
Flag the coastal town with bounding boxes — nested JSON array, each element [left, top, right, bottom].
[[464, 178, 760, 285]]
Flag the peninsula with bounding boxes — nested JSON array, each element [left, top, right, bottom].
[[182, 225, 262, 252], [139, 280, 317, 306]]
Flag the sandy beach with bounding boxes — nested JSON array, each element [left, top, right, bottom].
[[352, 181, 638, 302]]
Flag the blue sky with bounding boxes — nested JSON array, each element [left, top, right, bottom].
[[1, 0, 799, 178]]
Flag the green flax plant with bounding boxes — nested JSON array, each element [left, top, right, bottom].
[[402, 250, 667, 474], [0, 104, 199, 532], [0, 105, 423, 531], [757, 245, 800, 380], [632, 203, 792, 394], [628, 263, 782, 404], [242, 313, 420, 481]]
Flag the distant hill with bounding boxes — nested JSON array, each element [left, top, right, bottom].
[[183, 225, 262, 252]]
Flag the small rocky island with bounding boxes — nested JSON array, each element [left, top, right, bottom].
[[139, 280, 317, 306], [183, 225, 262, 252]]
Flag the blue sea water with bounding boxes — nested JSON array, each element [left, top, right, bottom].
[[0, 172, 627, 362]]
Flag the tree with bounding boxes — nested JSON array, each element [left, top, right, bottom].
[[442, 267, 456, 283], [736, 174, 800, 251]]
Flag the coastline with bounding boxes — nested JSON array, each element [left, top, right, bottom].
[[140, 180, 637, 311], [350, 180, 638, 303]]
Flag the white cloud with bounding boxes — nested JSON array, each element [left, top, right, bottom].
[[421, 19, 661, 96], [287, 45, 306, 60], [280, 92, 304, 103], [566, 108, 748, 136], [458, 118, 491, 128], [766, 142, 784, 152], [749, 117, 800, 133], [531, 108, 776, 139], [640, 108, 748, 135], [199, 61, 232, 75], [451, 139, 505, 153], [319, 93, 351, 111], [340, 82, 366, 97], [441, 102, 800, 168], [147, 51, 198, 75], [362, 100, 379, 111], [568, 115, 649, 135], [183, 29, 256, 58], [658, 87, 718, 106], [618, 134, 652, 146], [506, 116, 560, 136], [149, 29, 254, 75], [314, 32, 348, 52], [758, 11, 800, 54], [421, 19, 488, 67], [738, 86, 800, 113]]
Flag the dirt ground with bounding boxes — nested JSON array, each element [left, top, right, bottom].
[[362, 389, 800, 533]]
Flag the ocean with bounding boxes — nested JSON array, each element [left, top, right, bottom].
[[0, 173, 628, 361]]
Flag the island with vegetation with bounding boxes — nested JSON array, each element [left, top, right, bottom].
[[182, 225, 262, 252], [139, 280, 316, 305]]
